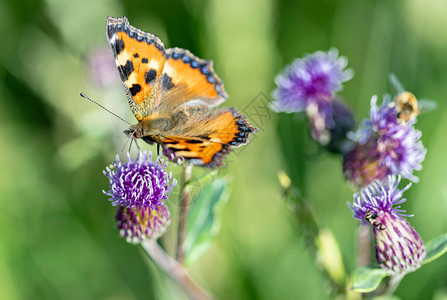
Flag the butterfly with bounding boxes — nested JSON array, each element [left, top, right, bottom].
[[106, 16, 257, 168]]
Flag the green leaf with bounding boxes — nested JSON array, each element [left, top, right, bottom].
[[183, 177, 230, 265], [373, 296, 401, 300], [277, 114, 312, 193], [422, 233, 447, 264], [191, 169, 220, 186], [389, 73, 406, 95], [351, 266, 389, 293]]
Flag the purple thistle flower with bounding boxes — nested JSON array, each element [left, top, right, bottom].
[[272, 48, 354, 148], [344, 95, 426, 187], [272, 48, 353, 114], [349, 175, 412, 222], [103, 151, 177, 209], [116, 204, 170, 243], [348, 175, 425, 275], [163, 147, 185, 165], [343, 137, 393, 190]]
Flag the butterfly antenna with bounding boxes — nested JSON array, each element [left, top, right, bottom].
[[156, 146, 164, 165], [80, 92, 132, 126]]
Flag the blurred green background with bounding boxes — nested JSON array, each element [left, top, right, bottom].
[[1, 0, 447, 299]]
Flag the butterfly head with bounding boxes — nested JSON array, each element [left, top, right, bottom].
[[124, 124, 144, 139], [124, 118, 169, 144]]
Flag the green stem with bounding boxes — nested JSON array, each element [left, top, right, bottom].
[[357, 224, 371, 266], [385, 274, 404, 295], [141, 239, 214, 300], [281, 182, 346, 294], [176, 165, 192, 264]]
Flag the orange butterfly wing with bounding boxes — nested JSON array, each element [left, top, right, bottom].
[[160, 48, 227, 108], [160, 108, 256, 168], [106, 17, 166, 121]]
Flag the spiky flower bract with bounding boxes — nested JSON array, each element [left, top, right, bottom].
[[348, 175, 425, 275], [116, 204, 170, 243]]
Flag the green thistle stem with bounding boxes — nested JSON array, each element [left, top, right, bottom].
[[141, 239, 214, 300], [176, 164, 192, 264], [278, 171, 347, 294], [357, 224, 371, 266]]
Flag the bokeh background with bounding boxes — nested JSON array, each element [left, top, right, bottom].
[[1, 0, 447, 299]]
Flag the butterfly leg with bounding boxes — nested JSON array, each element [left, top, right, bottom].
[[157, 143, 161, 156], [128, 138, 134, 153], [121, 136, 131, 154]]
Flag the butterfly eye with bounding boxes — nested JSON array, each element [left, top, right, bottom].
[[123, 129, 133, 136]]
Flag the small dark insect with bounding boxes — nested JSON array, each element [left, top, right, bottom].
[[364, 209, 386, 230]]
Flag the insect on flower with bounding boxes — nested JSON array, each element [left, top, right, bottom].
[[364, 209, 385, 230], [343, 95, 426, 187], [394, 91, 419, 123], [348, 175, 425, 275], [106, 16, 257, 168]]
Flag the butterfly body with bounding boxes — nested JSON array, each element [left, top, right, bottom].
[[107, 16, 257, 168]]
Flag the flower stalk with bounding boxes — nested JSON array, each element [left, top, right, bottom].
[[176, 164, 193, 264], [357, 224, 371, 266], [141, 239, 214, 300], [278, 171, 347, 294]]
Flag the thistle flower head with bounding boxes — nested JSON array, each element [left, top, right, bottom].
[[272, 49, 354, 148], [344, 95, 426, 187], [116, 204, 170, 243], [103, 151, 177, 209], [362, 95, 399, 142], [348, 175, 412, 222], [272, 48, 353, 114], [348, 175, 425, 275], [343, 137, 392, 188]]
